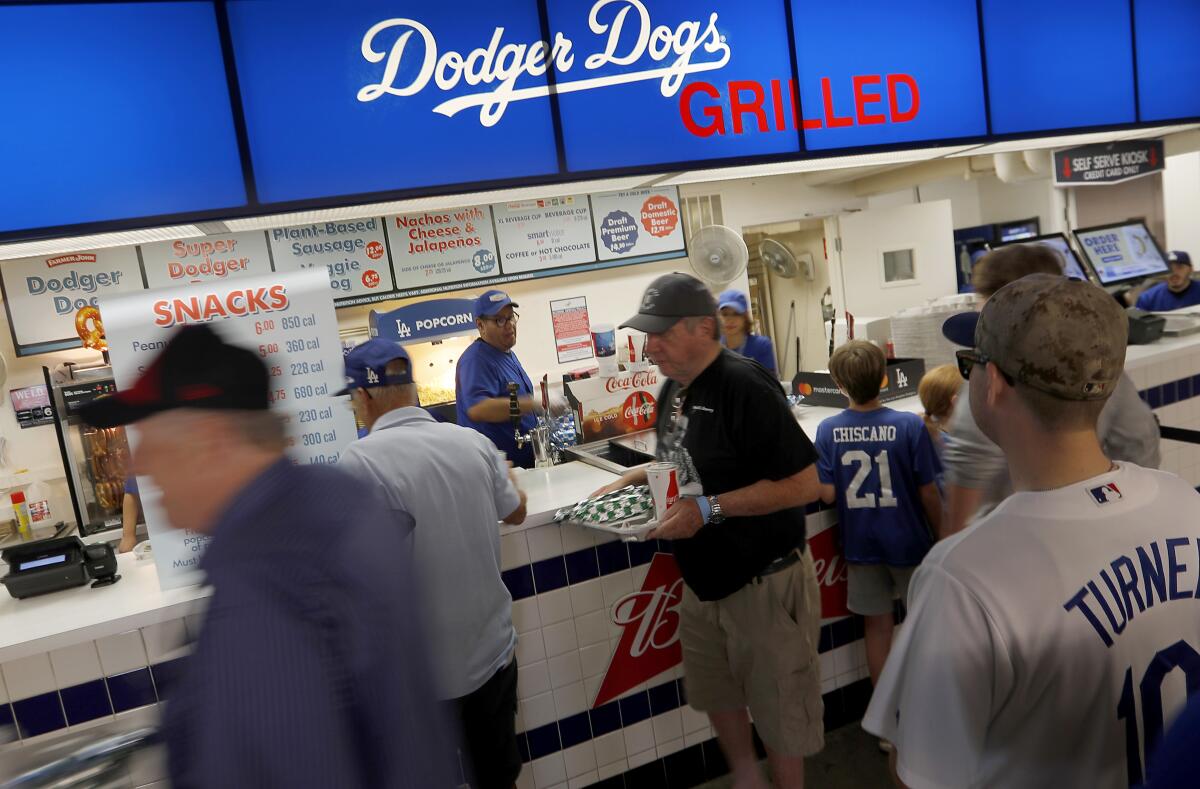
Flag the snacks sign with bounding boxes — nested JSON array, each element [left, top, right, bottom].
[[565, 368, 660, 442]]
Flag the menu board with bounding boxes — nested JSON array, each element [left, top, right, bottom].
[[140, 231, 274, 289], [0, 246, 146, 355], [493, 196, 595, 274], [268, 218, 394, 301], [591, 188, 687, 262], [385, 205, 499, 290], [100, 268, 357, 589]]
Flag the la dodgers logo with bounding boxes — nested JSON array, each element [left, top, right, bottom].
[[1088, 482, 1122, 505]]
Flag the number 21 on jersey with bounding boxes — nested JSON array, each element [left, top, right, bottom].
[[842, 450, 898, 509]]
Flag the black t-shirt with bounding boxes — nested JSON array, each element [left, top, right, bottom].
[[654, 349, 817, 601]]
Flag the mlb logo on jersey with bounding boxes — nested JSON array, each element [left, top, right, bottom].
[[1088, 482, 1122, 505]]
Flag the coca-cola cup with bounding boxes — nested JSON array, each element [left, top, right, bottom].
[[646, 462, 679, 522]]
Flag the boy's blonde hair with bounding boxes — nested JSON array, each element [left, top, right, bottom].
[[918, 364, 962, 435], [828, 340, 886, 405]]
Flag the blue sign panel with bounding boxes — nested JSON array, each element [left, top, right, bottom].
[[981, 0, 1136, 134], [1134, 0, 1200, 122], [226, 0, 560, 205], [792, 0, 988, 151], [0, 2, 246, 235], [546, 0, 801, 172], [370, 298, 477, 343]]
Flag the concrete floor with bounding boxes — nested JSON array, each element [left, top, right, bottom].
[[698, 723, 892, 788]]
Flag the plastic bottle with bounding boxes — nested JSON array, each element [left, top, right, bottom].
[[11, 491, 31, 541]]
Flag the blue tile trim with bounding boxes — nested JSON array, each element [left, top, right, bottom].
[[532, 557, 568, 593], [1139, 375, 1200, 413], [12, 692, 66, 738], [628, 539, 659, 567], [618, 690, 651, 725], [502, 565, 535, 601], [589, 701, 621, 737], [596, 540, 630, 575], [648, 680, 679, 716], [106, 668, 157, 713], [60, 679, 112, 726], [558, 710, 591, 749], [526, 721, 561, 759], [565, 548, 600, 584]]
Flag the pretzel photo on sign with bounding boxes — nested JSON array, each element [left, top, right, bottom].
[[75, 305, 107, 351]]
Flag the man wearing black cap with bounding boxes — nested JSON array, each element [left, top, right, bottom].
[[1135, 250, 1200, 311], [597, 273, 824, 789], [337, 338, 528, 789], [82, 324, 454, 788]]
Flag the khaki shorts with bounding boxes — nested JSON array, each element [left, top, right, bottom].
[[847, 563, 916, 617], [679, 550, 825, 757]]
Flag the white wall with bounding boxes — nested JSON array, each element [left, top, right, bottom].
[[1164, 152, 1200, 255], [684, 176, 865, 234], [869, 176, 983, 229]]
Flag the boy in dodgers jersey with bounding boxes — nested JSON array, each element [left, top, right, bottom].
[[815, 341, 942, 688], [864, 274, 1200, 789]]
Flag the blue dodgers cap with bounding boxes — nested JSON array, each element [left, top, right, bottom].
[[338, 338, 413, 395], [1168, 250, 1193, 267], [474, 289, 519, 319], [717, 289, 749, 314], [942, 311, 980, 348]]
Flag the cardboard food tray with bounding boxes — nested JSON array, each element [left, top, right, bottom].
[[570, 515, 657, 542]]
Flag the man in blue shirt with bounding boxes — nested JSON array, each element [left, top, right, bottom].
[[82, 325, 455, 789], [815, 340, 941, 690], [1135, 250, 1200, 311], [456, 289, 538, 467], [718, 289, 777, 374]]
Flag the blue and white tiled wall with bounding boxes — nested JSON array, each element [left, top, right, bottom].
[[501, 510, 870, 789], [0, 618, 194, 787], [1128, 353, 1200, 487]]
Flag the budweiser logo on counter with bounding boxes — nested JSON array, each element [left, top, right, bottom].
[[808, 525, 849, 619], [604, 370, 658, 393], [46, 253, 97, 268], [594, 552, 683, 707]]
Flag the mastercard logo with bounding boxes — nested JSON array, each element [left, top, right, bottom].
[[797, 382, 814, 396], [881, 374, 889, 389]]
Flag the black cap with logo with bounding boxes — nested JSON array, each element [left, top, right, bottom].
[[81, 324, 270, 428], [620, 273, 718, 334]]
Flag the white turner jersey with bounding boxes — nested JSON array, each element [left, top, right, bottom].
[[863, 463, 1200, 789]]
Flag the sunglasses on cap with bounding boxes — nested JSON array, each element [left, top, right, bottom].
[[956, 349, 1015, 385]]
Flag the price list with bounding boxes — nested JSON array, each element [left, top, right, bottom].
[[99, 268, 356, 588]]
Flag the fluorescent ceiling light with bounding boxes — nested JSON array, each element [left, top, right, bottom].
[[659, 146, 976, 185], [0, 224, 203, 262], [225, 176, 660, 231]]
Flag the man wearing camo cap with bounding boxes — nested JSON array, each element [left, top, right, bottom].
[[864, 274, 1200, 787]]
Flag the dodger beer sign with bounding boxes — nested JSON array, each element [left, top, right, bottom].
[[1054, 139, 1165, 186]]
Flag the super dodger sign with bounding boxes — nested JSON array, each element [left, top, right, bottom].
[[0, 246, 146, 355]]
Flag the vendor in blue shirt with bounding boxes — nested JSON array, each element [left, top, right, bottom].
[[456, 290, 538, 468], [1135, 250, 1200, 311], [718, 289, 777, 374]]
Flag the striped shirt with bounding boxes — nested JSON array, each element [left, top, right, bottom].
[[164, 459, 456, 788]]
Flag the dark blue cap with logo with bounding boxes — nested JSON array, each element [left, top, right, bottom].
[[338, 338, 413, 395], [474, 289, 519, 319], [1168, 250, 1193, 267], [942, 311, 980, 348]]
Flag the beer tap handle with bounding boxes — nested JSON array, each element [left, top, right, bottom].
[[508, 382, 525, 447]]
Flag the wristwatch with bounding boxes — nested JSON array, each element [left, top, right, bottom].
[[706, 495, 725, 524]]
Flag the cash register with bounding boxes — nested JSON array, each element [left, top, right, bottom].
[[1, 536, 120, 599]]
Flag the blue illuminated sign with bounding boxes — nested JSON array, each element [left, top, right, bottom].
[[981, 0, 1136, 134], [1134, 0, 1200, 122], [547, 0, 801, 172], [792, 0, 988, 150], [0, 2, 246, 235], [225, 0, 560, 204], [370, 298, 477, 343]]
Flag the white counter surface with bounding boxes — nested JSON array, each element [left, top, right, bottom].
[[0, 553, 208, 664]]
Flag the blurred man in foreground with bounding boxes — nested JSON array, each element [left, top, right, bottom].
[[82, 324, 455, 789]]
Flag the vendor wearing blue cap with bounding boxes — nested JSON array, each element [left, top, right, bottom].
[[717, 289, 777, 374], [455, 289, 537, 468], [1135, 251, 1200, 311]]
